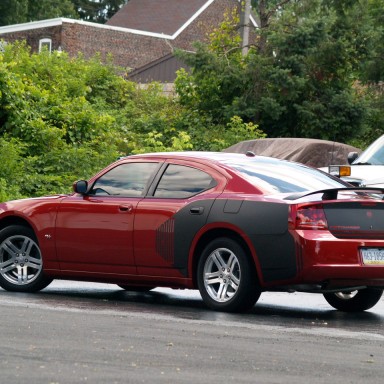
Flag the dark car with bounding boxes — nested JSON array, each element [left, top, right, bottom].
[[1, 152, 384, 313]]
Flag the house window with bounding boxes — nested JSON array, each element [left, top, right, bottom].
[[0, 40, 7, 52], [39, 38, 52, 53]]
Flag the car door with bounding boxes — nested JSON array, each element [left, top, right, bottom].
[[133, 160, 226, 278], [55, 161, 161, 275]]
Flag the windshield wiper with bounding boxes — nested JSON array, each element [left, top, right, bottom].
[[353, 162, 372, 165]]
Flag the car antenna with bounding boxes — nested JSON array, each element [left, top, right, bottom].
[[246, 151, 256, 157]]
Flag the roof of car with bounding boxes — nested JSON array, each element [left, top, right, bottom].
[[125, 151, 279, 163]]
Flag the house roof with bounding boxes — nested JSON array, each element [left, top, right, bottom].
[[106, 0, 214, 36], [0, 0, 259, 81], [0, 17, 177, 39], [0, 0, 258, 40]]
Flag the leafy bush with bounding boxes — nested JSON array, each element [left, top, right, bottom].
[[1, 42, 264, 202]]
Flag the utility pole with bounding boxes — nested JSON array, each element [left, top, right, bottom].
[[241, 0, 251, 56]]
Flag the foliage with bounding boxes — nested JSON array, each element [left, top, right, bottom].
[[73, 0, 128, 24], [0, 1, 27, 26], [0, 42, 255, 202], [175, 9, 245, 125], [359, 0, 384, 83], [175, 0, 383, 143], [0, 0, 128, 26], [172, 110, 266, 152], [28, 0, 78, 20], [0, 138, 24, 201], [351, 84, 384, 148], [0, 43, 170, 199], [0, 0, 77, 26], [0, 44, 119, 198], [3, 0, 384, 202]]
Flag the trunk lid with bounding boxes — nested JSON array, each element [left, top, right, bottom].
[[324, 201, 384, 239]]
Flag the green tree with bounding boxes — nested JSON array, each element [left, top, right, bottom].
[[359, 0, 384, 83], [248, 0, 368, 139], [0, 138, 24, 201], [0, 0, 129, 25], [0, 42, 198, 200], [0, 0, 77, 26], [176, 0, 380, 142], [0, 40, 266, 201], [27, 0, 78, 20], [0, 0, 28, 26], [0, 43, 120, 196], [72, 0, 128, 23]]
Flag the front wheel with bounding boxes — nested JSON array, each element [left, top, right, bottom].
[[323, 288, 383, 312], [197, 237, 261, 312], [0, 225, 52, 292]]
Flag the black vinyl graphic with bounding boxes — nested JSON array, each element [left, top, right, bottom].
[[207, 200, 296, 282], [156, 218, 175, 264], [172, 199, 216, 275], [159, 198, 296, 282], [324, 202, 384, 239]]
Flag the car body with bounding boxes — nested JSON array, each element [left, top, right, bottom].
[[323, 134, 384, 188], [1, 152, 384, 312]]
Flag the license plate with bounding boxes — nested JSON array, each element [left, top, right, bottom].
[[361, 248, 384, 265]]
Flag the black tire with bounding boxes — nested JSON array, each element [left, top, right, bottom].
[[323, 288, 383, 312], [197, 237, 261, 312], [0, 225, 52, 292], [117, 285, 154, 292]]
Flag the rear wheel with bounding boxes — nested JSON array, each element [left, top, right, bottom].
[[197, 237, 261, 312], [0, 225, 52, 292], [323, 288, 383, 312]]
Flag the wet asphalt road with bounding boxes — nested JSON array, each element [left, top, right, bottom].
[[1, 281, 383, 384]]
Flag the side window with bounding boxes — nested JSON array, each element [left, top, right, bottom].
[[89, 162, 159, 197], [154, 164, 216, 198]]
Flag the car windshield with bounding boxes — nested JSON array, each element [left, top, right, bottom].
[[352, 135, 384, 165], [224, 157, 347, 194]]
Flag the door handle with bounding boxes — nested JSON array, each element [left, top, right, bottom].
[[190, 206, 204, 215], [119, 204, 133, 213]]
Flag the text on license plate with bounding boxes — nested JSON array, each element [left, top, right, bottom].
[[361, 248, 384, 265]]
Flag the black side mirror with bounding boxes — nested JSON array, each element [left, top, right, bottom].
[[347, 151, 359, 164], [73, 180, 88, 194]]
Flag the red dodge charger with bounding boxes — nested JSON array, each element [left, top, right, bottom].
[[1, 152, 384, 312]]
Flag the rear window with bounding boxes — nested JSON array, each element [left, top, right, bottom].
[[224, 157, 347, 194]]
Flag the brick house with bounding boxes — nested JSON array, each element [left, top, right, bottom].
[[0, 0, 258, 82]]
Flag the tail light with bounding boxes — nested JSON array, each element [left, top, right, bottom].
[[290, 204, 328, 230]]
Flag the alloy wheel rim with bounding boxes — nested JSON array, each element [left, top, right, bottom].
[[203, 247, 241, 303], [0, 235, 43, 285], [334, 291, 358, 300]]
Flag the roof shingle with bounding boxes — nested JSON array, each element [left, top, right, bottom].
[[106, 0, 211, 36]]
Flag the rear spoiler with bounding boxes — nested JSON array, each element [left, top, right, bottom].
[[284, 187, 384, 201]]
